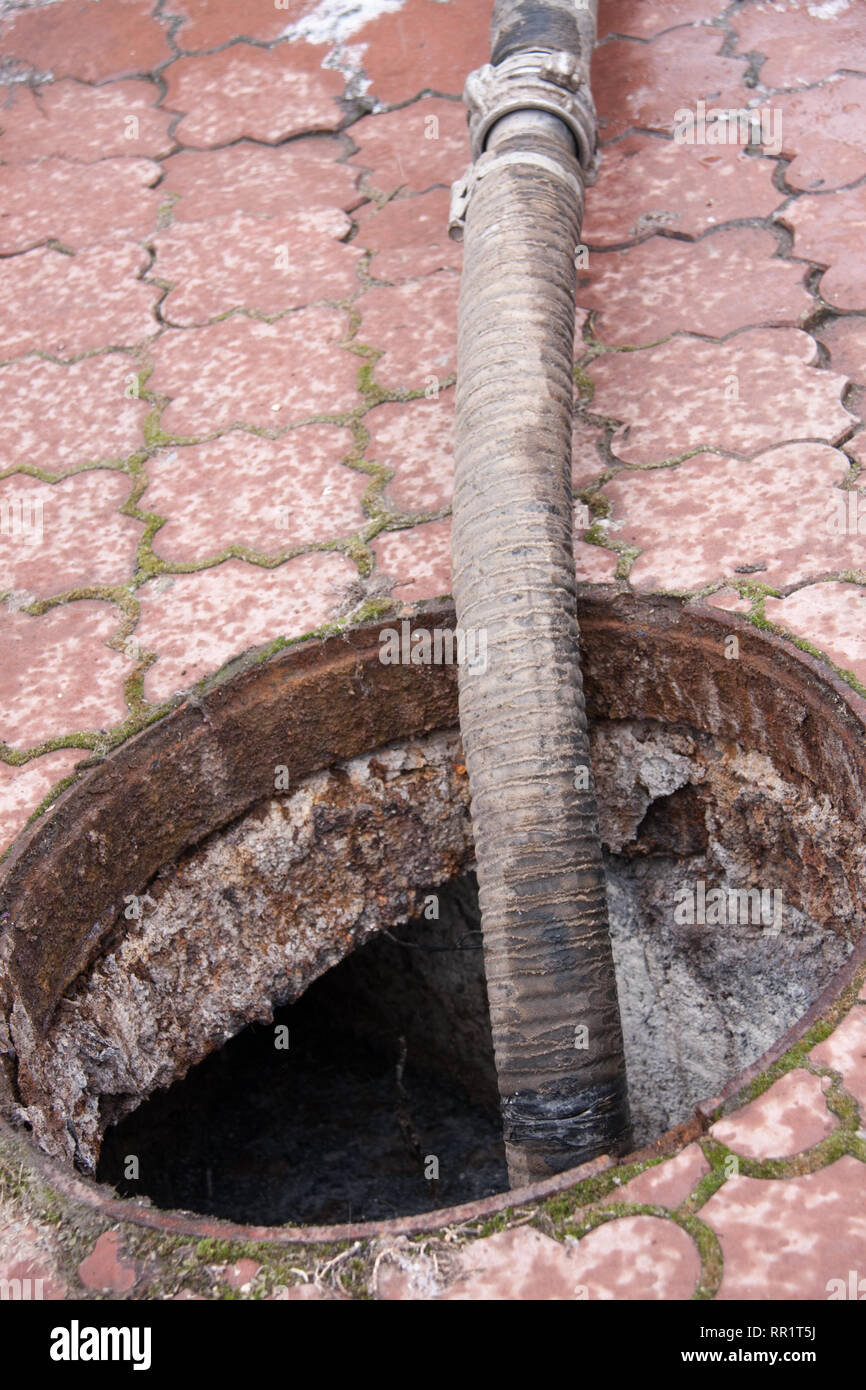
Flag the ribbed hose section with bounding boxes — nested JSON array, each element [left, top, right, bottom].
[[451, 110, 631, 1185]]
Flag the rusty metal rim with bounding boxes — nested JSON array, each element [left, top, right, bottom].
[[3, 591, 866, 1244]]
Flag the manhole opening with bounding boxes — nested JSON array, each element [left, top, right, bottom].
[[91, 714, 856, 1225], [2, 598, 865, 1236], [97, 875, 509, 1226]]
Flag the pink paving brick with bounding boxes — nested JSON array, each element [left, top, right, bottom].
[[0, 601, 132, 748], [368, 394, 454, 515], [358, 273, 458, 392], [370, 520, 452, 602], [222, 1258, 262, 1291], [711, 1069, 837, 1160], [148, 309, 359, 437], [572, 415, 606, 489], [811, 1008, 866, 1116], [78, 1230, 137, 1293], [141, 428, 365, 563], [168, 0, 300, 50], [136, 551, 359, 701], [731, 0, 866, 89], [818, 315, 866, 388], [352, 0, 489, 105], [705, 589, 751, 614], [781, 185, 866, 312], [1, 244, 159, 360], [1, 355, 150, 474], [0, 750, 83, 854], [588, 329, 854, 464], [592, 28, 750, 143], [0, 157, 162, 256], [764, 583, 866, 687], [0, 0, 172, 82], [703, 1158, 866, 1300], [442, 1218, 700, 1300], [574, 540, 619, 583], [774, 74, 866, 192], [583, 136, 781, 247], [578, 229, 811, 347], [357, 190, 461, 282], [154, 210, 362, 326], [602, 1144, 710, 1208], [0, 1219, 68, 1300], [348, 99, 469, 197], [0, 80, 176, 162], [598, 0, 722, 40], [0, 471, 143, 598], [164, 43, 345, 148], [160, 140, 362, 222], [602, 443, 856, 592]]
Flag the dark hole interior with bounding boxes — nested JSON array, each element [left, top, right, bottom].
[[96, 875, 509, 1225]]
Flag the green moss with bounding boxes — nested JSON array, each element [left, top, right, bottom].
[[573, 363, 595, 403]]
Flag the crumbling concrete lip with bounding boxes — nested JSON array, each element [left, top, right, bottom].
[[2, 593, 866, 1243]]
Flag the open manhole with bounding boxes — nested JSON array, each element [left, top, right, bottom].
[[1, 594, 865, 1237]]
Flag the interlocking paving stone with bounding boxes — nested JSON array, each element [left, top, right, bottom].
[[781, 184, 866, 312], [764, 583, 866, 686], [574, 540, 619, 582], [0, 0, 172, 82], [148, 309, 359, 437], [141, 428, 365, 562], [711, 1070, 837, 1160], [703, 1157, 866, 1300], [602, 1144, 711, 1207], [582, 136, 781, 247], [730, 0, 866, 89], [1, 244, 160, 359], [0, 601, 133, 749], [77, 1231, 137, 1293], [135, 551, 359, 701], [578, 228, 811, 346], [440, 1218, 701, 1300], [0, 751, 84, 854], [357, 273, 458, 391], [356, 189, 461, 282], [811, 1006, 866, 1114], [0, 157, 162, 255], [367, 395, 454, 514], [601, 443, 856, 591], [168, 0, 298, 50], [774, 74, 866, 191], [0, 80, 177, 161], [818, 314, 866, 386], [0, 1218, 68, 1301], [153, 210, 362, 325], [592, 28, 750, 143], [348, 98, 469, 197], [588, 329, 854, 464], [164, 43, 345, 147], [598, 0, 722, 40], [1, 355, 151, 473], [370, 519, 452, 602], [159, 140, 363, 222], [351, 0, 489, 105], [0, 471, 143, 598]]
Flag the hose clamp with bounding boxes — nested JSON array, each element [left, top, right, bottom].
[[448, 148, 586, 242], [464, 48, 599, 175], [448, 48, 599, 241]]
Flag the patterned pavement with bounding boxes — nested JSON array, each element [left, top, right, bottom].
[[1, 0, 866, 1299]]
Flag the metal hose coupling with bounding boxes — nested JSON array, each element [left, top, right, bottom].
[[448, 46, 599, 242]]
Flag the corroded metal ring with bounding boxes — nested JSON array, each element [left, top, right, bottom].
[[463, 48, 599, 175]]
